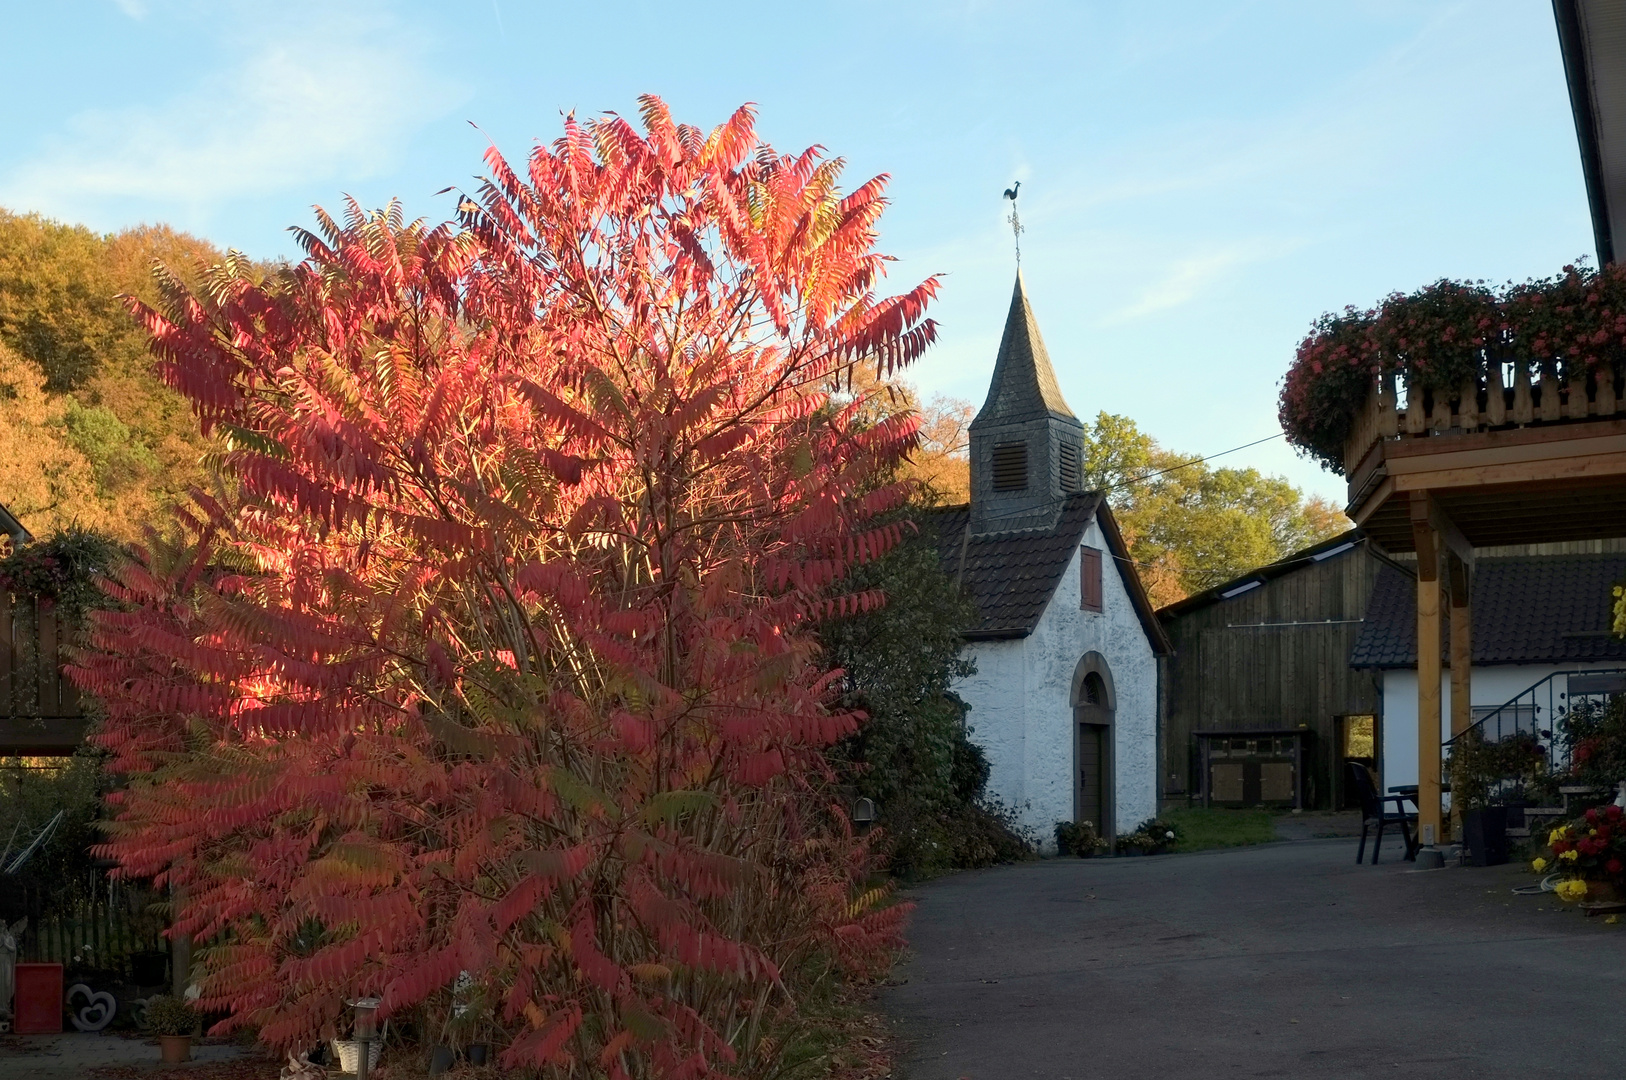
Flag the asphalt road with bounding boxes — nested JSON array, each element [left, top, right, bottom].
[[883, 839, 1626, 1080]]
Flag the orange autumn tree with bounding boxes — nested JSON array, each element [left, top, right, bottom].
[[71, 98, 937, 1076]]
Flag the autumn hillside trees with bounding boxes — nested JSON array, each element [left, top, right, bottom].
[[70, 100, 936, 1075], [0, 212, 228, 537]]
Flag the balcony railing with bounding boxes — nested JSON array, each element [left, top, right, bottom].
[[1342, 359, 1626, 481]]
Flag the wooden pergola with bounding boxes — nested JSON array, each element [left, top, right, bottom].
[[1333, 0, 1626, 843], [1343, 372, 1626, 842]]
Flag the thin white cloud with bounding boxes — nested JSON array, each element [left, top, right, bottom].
[[110, 0, 148, 19], [1, 8, 462, 225], [1105, 240, 1304, 324]]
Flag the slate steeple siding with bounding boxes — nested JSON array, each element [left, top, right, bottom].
[[969, 271, 1086, 534]]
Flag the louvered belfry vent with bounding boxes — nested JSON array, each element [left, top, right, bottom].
[[1059, 441, 1080, 492], [992, 442, 1029, 492]]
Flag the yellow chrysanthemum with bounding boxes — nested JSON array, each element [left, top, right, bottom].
[[1561, 849, 1580, 862], [1555, 879, 1589, 902], [1550, 827, 1569, 845], [1532, 857, 1548, 872]]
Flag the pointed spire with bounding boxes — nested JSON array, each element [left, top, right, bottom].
[[972, 271, 1076, 429]]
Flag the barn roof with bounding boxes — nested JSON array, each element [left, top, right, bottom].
[[1155, 529, 1367, 620], [1349, 554, 1626, 668], [927, 492, 1169, 652]]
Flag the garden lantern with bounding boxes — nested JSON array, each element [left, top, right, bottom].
[[349, 997, 381, 1080]]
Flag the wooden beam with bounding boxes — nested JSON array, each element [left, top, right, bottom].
[[1448, 556, 1472, 842], [1410, 490, 1449, 845], [1410, 492, 1442, 581], [1351, 475, 1396, 527], [1389, 453, 1626, 493], [1417, 568, 1445, 845], [0, 717, 88, 755]]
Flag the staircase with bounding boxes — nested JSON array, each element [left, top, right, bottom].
[[1506, 786, 1607, 839], [1443, 669, 1626, 839]]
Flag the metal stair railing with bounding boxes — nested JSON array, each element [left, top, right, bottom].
[[1442, 667, 1626, 773]]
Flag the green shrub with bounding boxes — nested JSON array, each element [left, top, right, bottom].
[[140, 995, 196, 1037]]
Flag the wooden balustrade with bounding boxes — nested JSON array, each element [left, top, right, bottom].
[[0, 593, 87, 754], [1341, 360, 1626, 478]]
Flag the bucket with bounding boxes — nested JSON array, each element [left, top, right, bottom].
[[330, 1038, 383, 1074]]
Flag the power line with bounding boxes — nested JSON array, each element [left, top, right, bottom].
[[1101, 432, 1286, 493], [966, 430, 1289, 526]]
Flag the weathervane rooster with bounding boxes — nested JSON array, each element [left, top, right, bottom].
[[1004, 180, 1023, 265]]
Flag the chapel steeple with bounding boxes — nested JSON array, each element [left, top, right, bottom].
[[968, 271, 1086, 533]]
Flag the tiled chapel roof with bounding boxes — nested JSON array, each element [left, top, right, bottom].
[[926, 494, 1170, 653]]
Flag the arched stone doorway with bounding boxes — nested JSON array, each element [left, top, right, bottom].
[[1071, 653, 1116, 843]]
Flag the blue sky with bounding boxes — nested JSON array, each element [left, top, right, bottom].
[[0, 1, 1596, 502]]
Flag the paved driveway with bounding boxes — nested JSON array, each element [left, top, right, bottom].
[[884, 839, 1626, 1079]]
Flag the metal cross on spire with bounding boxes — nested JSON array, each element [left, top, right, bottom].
[[1002, 180, 1023, 265]]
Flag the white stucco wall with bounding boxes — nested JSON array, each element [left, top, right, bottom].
[[954, 518, 1159, 851], [1380, 663, 1622, 789]]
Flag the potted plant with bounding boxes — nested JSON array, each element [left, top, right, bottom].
[[1115, 818, 1179, 856], [141, 994, 197, 1064], [1538, 803, 1626, 904], [1053, 821, 1106, 857]]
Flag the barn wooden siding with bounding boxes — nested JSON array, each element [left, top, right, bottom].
[[0, 593, 87, 754], [1158, 542, 1387, 810]]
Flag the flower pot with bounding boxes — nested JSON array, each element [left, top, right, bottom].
[[428, 1044, 456, 1075], [1463, 807, 1509, 867], [159, 1035, 192, 1064], [467, 1043, 490, 1065], [331, 1038, 383, 1074]]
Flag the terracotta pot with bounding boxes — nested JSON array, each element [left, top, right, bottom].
[[1587, 880, 1622, 903], [159, 1035, 192, 1064]]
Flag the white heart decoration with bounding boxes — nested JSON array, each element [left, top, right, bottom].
[[67, 983, 117, 1032]]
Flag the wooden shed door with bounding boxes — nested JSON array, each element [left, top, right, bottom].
[[1076, 722, 1105, 832]]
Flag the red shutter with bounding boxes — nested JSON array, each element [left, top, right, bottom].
[[1081, 545, 1103, 612]]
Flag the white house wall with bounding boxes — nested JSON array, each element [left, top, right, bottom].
[[1380, 663, 1623, 789], [955, 518, 1158, 850]]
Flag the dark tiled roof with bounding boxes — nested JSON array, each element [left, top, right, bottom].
[[1349, 554, 1626, 668], [925, 493, 1170, 652], [969, 272, 1076, 428]]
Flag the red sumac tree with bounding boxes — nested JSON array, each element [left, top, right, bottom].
[[71, 98, 938, 1076]]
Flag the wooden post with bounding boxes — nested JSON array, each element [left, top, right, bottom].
[[1410, 492, 1446, 846], [170, 882, 191, 999], [1513, 362, 1534, 425], [1486, 353, 1507, 426], [1448, 554, 1473, 839], [1539, 361, 1563, 422]]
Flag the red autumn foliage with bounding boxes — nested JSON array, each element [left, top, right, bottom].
[[69, 98, 936, 1076]]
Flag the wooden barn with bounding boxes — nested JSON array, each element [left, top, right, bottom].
[[1156, 531, 1390, 811]]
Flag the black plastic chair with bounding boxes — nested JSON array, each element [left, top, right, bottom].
[[1347, 762, 1417, 864]]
